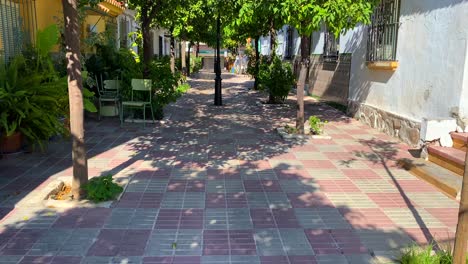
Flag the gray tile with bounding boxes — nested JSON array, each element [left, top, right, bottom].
[[183, 193, 205, 208], [254, 229, 285, 256], [0, 256, 22, 263], [295, 208, 350, 229], [316, 254, 348, 264], [145, 229, 202, 256], [279, 180, 318, 193], [205, 209, 228, 230], [161, 192, 184, 209], [279, 229, 314, 256], [246, 193, 269, 208], [356, 230, 414, 252], [227, 209, 252, 229], [265, 193, 291, 209], [105, 209, 158, 229]]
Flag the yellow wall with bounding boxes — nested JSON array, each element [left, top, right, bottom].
[[35, 0, 63, 31]]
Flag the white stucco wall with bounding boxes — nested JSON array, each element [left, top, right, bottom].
[[117, 9, 138, 53], [460, 40, 468, 119], [347, 0, 468, 122]]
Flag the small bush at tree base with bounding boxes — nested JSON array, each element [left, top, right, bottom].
[[398, 244, 468, 264], [82, 175, 123, 202], [308, 116, 327, 135], [258, 56, 295, 104]]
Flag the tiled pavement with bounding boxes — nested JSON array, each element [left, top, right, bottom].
[[0, 73, 460, 263]]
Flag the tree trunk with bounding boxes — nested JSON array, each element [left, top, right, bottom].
[[196, 42, 200, 57], [141, 16, 152, 77], [62, 0, 88, 200], [187, 42, 191, 76], [170, 33, 175, 73], [254, 37, 260, 90], [453, 149, 468, 263], [296, 35, 311, 134], [269, 20, 276, 58], [181, 41, 186, 75]]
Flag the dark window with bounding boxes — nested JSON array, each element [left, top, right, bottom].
[[119, 17, 129, 48], [158, 36, 163, 57], [367, 0, 400, 61], [284, 26, 294, 59], [323, 28, 339, 62]]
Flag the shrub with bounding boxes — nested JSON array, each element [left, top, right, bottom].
[[0, 55, 68, 148], [308, 116, 327, 135], [398, 244, 468, 264], [190, 57, 203, 73], [82, 175, 123, 202], [258, 56, 295, 103]]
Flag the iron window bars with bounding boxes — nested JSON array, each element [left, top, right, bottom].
[[284, 26, 294, 59], [323, 27, 339, 62], [0, 0, 37, 63], [366, 0, 400, 62]]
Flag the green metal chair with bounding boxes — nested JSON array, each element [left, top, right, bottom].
[[98, 77, 121, 120], [120, 79, 155, 127]]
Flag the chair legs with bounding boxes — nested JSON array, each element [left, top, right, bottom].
[[150, 104, 155, 123], [120, 103, 124, 127], [143, 105, 146, 128], [98, 100, 102, 120]]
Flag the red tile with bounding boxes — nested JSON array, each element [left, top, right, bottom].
[[426, 208, 458, 228], [287, 192, 334, 208], [302, 160, 336, 169], [367, 193, 417, 208], [274, 169, 312, 180], [391, 180, 438, 192], [342, 169, 381, 180], [339, 208, 396, 229], [403, 228, 455, 245], [316, 180, 360, 193], [305, 229, 367, 255]]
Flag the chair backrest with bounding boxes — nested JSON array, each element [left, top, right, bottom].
[[103, 80, 120, 93], [131, 79, 152, 102], [95, 74, 104, 95]]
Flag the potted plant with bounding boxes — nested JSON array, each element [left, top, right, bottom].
[[0, 56, 68, 153]]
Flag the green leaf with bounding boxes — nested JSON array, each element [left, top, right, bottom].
[[36, 24, 59, 58], [84, 99, 97, 113]]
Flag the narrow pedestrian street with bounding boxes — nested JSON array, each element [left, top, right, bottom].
[[0, 73, 459, 264]]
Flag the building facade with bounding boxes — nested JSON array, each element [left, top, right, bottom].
[[260, 0, 468, 146]]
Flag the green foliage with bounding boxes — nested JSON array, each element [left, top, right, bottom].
[[398, 244, 468, 264], [284, 124, 298, 134], [0, 56, 67, 147], [308, 116, 327, 135], [281, 0, 378, 37], [258, 56, 295, 103], [81, 175, 123, 202], [190, 57, 203, 73], [147, 58, 186, 119], [325, 101, 347, 113], [36, 24, 59, 58]]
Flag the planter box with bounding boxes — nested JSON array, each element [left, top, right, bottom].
[[0, 132, 22, 153], [100, 105, 119, 117]]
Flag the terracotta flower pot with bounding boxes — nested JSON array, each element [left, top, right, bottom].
[[0, 132, 23, 153]]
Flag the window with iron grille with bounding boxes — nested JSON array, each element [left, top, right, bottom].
[[323, 28, 339, 62], [284, 26, 294, 59], [367, 0, 400, 62], [119, 17, 129, 48], [0, 0, 37, 63]]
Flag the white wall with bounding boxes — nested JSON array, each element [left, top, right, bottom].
[[460, 40, 468, 119], [347, 0, 468, 122], [117, 9, 138, 53]]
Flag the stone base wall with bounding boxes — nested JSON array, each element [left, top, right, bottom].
[[348, 101, 421, 147]]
